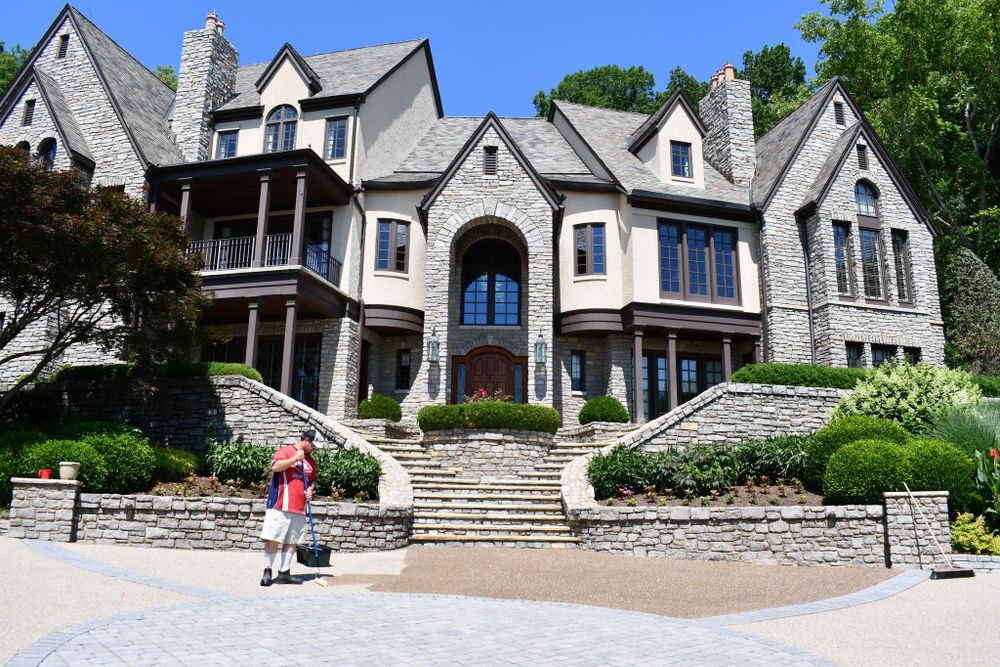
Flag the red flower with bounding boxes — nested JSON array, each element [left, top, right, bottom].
[[992, 448, 999, 460]]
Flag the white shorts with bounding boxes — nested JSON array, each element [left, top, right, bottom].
[[260, 508, 307, 545]]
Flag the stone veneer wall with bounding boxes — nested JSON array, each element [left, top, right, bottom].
[[556, 422, 636, 444], [698, 76, 756, 186], [6, 479, 80, 542], [422, 430, 553, 479]]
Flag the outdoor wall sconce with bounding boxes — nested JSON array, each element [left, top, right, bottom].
[[428, 329, 440, 363], [534, 332, 547, 364]]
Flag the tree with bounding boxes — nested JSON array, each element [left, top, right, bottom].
[[658, 66, 710, 108], [154, 64, 177, 91], [0, 146, 206, 412], [533, 65, 660, 117], [0, 41, 31, 96], [739, 43, 812, 137], [937, 241, 1000, 374]]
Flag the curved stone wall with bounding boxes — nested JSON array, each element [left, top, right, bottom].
[[422, 429, 554, 479]]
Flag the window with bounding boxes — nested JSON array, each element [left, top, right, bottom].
[[483, 146, 498, 175], [904, 347, 921, 365], [855, 182, 877, 217], [872, 345, 897, 367], [833, 222, 854, 295], [15, 141, 29, 154], [678, 355, 724, 403], [461, 239, 520, 326], [713, 228, 736, 300], [325, 116, 348, 160], [375, 220, 408, 272], [834, 100, 845, 125], [570, 351, 586, 392], [216, 131, 238, 159], [891, 230, 912, 303], [657, 219, 740, 304], [57, 34, 69, 59], [574, 223, 605, 276], [36, 138, 56, 171], [395, 349, 412, 390], [859, 228, 884, 299], [687, 225, 709, 297], [264, 105, 297, 152], [657, 221, 682, 295], [22, 99, 35, 126], [846, 342, 863, 368], [670, 141, 692, 178], [857, 145, 868, 170]]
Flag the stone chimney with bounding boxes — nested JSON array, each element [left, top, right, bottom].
[[172, 11, 239, 162], [699, 61, 755, 186]]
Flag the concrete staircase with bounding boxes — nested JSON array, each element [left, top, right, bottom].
[[366, 436, 615, 548]]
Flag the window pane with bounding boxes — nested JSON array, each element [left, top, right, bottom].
[[705, 359, 723, 387], [394, 223, 408, 271], [493, 272, 519, 325], [833, 224, 851, 294], [905, 347, 921, 365], [326, 118, 348, 159], [687, 226, 709, 296], [265, 125, 279, 153], [892, 231, 910, 302], [860, 229, 883, 299], [376, 221, 391, 270], [571, 351, 584, 391], [713, 229, 735, 299], [855, 182, 877, 216], [463, 273, 489, 325], [575, 226, 588, 274], [592, 224, 604, 273], [658, 222, 681, 294], [671, 142, 691, 178], [680, 358, 698, 400], [457, 363, 466, 403], [513, 363, 523, 404], [846, 342, 863, 368], [872, 345, 896, 367], [281, 122, 296, 151]]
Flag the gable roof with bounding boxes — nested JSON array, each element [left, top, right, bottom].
[[798, 121, 862, 213], [254, 43, 322, 95], [32, 68, 93, 166], [627, 89, 706, 154]]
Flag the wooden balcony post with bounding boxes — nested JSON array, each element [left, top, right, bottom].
[[753, 336, 763, 364], [252, 170, 271, 268], [722, 336, 733, 381], [245, 298, 261, 368], [667, 330, 679, 411], [633, 329, 644, 424], [290, 169, 308, 266], [280, 298, 298, 396], [179, 178, 193, 238]]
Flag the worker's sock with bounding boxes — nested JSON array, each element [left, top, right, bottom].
[[263, 550, 277, 569], [280, 551, 294, 572]]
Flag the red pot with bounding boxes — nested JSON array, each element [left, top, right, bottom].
[[38, 468, 52, 480]]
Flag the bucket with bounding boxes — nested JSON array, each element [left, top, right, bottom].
[[38, 468, 52, 480], [296, 544, 332, 568]]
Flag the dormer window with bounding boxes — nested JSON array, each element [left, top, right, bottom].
[[264, 105, 297, 153], [670, 141, 692, 178], [483, 146, 498, 175], [854, 182, 877, 217], [37, 138, 57, 171]]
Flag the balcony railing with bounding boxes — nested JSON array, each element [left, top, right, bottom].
[[188, 234, 342, 287]]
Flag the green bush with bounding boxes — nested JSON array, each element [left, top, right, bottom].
[[904, 439, 976, 513], [950, 513, 1000, 555], [823, 439, 908, 504], [928, 405, 1000, 460], [732, 436, 810, 482], [0, 426, 48, 452], [650, 445, 740, 496], [205, 441, 273, 485], [972, 375, 1000, 398], [48, 361, 263, 384], [805, 416, 911, 488], [160, 362, 263, 383], [50, 419, 138, 441], [47, 364, 136, 382], [152, 447, 203, 480], [83, 432, 157, 493], [358, 393, 402, 421], [578, 396, 630, 424], [18, 440, 108, 491], [313, 448, 382, 500], [833, 362, 982, 434], [0, 449, 18, 507], [0, 426, 49, 508], [418, 402, 561, 434], [587, 445, 652, 499], [730, 363, 868, 389]]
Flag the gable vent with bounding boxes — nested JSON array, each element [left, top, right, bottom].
[[57, 34, 69, 59], [857, 145, 869, 170], [483, 145, 498, 175], [22, 99, 35, 126], [834, 100, 845, 126]]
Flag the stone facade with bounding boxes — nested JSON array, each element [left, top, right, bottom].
[[7, 479, 81, 542], [422, 429, 553, 479], [699, 73, 756, 186], [884, 491, 952, 568]]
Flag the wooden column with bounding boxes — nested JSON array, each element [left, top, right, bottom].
[[252, 170, 271, 268], [667, 330, 679, 411], [722, 336, 733, 381], [280, 299, 298, 396], [179, 178, 193, 238], [753, 337, 762, 364], [245, 299, 261, 368], [148, 186, 159, 213], [289, 169, 308, 266], [633, 329, 645, 424]]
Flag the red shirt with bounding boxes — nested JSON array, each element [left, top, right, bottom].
[[266, 444, 316, 514]]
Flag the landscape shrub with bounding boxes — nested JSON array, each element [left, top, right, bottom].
[[805, 416, 911, 488], [904, 439, 976, 513], [833, 362, 981, 434], [152, 447, 203, 480], [0, 449, 18, 507], [160, 362, 263, 383], [358, 393, 403, 422], [50, 419, 138, 441], [928, 405, 1000, 460], [205, 441, 273, 485], [578, 396, 629, 425], [0, 426, 48, 452], [972, 375, 1000, 398], [950, 513, 1000, 555], [587, 445, 652, 499], [649, 444, 739, 496], [0, 426, 48, 507], [731, 436, 809, 482], [418, 402, 561, 434], [48, 361, 263, 384], [823, 439, 908, 504], [82, 432, 157, 493], [313, 448, 382, 500], [729, 362, 868, 389], [18, 440, 108, 491]]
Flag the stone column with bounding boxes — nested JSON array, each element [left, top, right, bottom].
[[667, 330, 679, 411], [179, 178, 193, 238], [8, 478, 80, 542], [722, 336, 733, 380], [245, 298, 261, 368], [252, 169, 272, 268], [633, 329, 644, 423], [884, 491, 952, 569], [290, 169, 308, 266], [280, 298, 298, 395]]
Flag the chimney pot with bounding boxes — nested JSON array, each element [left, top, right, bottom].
[[205, 11, 220, 33], [723, 62, 736, 80]]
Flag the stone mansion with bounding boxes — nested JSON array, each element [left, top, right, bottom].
[[0, 6, 945, 425]]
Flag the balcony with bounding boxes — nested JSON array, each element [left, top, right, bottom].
[[188, 234, 343, 287]]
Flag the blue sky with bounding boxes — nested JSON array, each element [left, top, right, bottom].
[[5, 1, 828, 117]]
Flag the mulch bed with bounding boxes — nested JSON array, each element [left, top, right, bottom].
[[601, 484, 824, 508], [146, 475, 357, 501]]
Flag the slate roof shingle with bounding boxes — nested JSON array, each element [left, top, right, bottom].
[[33, 67, 93, 163], [800, 121, 862, 211]]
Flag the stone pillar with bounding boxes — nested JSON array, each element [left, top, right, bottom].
[[290, 170, 308, 266], [280, 299, 298, 395], [179, 178, 193, 238], [632, 329, 644, 423], [753, 337, 762, 364], [8, 479, 80, 542], [667, 330, 679, 411], [245, 298, 261, 368], [722, 336, 733, 380], [252, 170, 271, 268], [884, 491, 951, 569]]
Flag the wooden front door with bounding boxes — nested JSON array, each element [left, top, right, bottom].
[[452, 346, 528, 403]]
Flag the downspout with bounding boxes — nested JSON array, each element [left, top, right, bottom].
[[798, 218, 818, 365]]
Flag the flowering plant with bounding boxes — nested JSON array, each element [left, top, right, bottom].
[[975, 448, 1000, 531], [464, 387, 513, 403]]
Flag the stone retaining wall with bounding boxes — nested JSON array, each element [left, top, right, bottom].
[[340, 419, 421, 441], [555, 421, 636, 444], [951, 554, 1000, 573], [422, 430, 553, 479]]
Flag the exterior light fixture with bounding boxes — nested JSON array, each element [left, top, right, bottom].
[[427, 329, 440, 363], [534, 332, 547, 364]]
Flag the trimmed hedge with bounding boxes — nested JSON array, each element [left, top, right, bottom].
[[805, 416, 911, 489], [47, 362, 263, 384], [83, 432, 157, 493], [418, 401, 561, 434], [18, 440, 109, 491], [823, 439, 908, 504], [313, 447, 382, 500], [153, 447, 203, 480], [358, 393, 402, 422], [730, 363, 867, 389], [579, 396, 629, 425], [904, 439, 976, 513], [205, 441, 273, 485]]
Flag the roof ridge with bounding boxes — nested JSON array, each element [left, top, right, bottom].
[[554, 99, 648, 118], [239, 38, 426, 70]]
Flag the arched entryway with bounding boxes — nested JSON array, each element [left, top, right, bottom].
[[452, 346, 528, 404]]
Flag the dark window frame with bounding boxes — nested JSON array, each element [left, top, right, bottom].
[[216, 130, 238, 159], [570, 350, 586, 392], [678, 353, 724, 403], [22, 99, 35, 126], [57, 34, 69, 59], [461, 240, 521, 327], [574, 223, 606, 276], [324, 115, 349, 160], [656, 218, 741, 306], [483, 145, 498, 175], [395, 348, 412, 390], [858, 226, 888, 301], [904, 347, 921, 365], [846, 342, 864, 368], [263, 105, 298, 153], [891, 229, 914, 305], [670, 141, 692, 178], [375, 219, 409, 273], [833, 221, 856, 297], [37, 137, 56, 171], [871, 344, 897, 367], [854, 181, 878, 217]]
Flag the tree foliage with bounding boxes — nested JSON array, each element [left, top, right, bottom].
[[153, 64, 177, 91], [0, 146, 206, 412], [659, 66, 710, 108], [0, 41, 31, 96], [937, 242, 1000, 374], [738, 43, 811, 137], [533, 64, 661, 117]]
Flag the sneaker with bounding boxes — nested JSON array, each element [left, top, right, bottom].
[[274, 570, 303, 585], [260, 567, 273, 587]]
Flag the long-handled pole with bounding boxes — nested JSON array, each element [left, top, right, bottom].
[[902, 482, 972, 578], [303, 461, 328, 587]]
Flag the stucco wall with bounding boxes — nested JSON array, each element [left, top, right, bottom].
[[634, 102, 706, 189], [361, 190, 427, 310], [558, 192, 625, 313]]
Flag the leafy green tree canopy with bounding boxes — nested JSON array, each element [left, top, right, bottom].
[[533, 64, 660, 117], [154, 64, 177, 91], [738, 43, 811, 137], [0, 41, 32, 96]]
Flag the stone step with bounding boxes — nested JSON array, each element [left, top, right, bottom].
[[547, 447, 603, 455], [365, 438, 422, 446], [413, 483, 561, 493], [521, 471, 561, 478], [552, 441, 616, 448], [410, 534, 578, 546], [413, 511, 569, 522], [390, 451, 433, 461], [413, 493, 559, 504], [402, 464, 454, 473], [535, 462, 569, 470], [374, 444, 426, 453], [413, 523, 573, 535], [413, 501, 564, 513], [408, 477, 559, 487]]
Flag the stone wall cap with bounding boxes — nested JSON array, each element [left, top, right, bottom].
[[884, 490, 949, 498], [11, 478, 81, 488]]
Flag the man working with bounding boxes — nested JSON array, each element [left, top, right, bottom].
[[260, 429, 319, 586]]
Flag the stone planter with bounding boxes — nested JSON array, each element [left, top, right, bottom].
[[422, 429, 554, 479], [59, 461, 80, 481]]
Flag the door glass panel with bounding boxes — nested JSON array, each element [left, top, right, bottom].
[[680, 358, 699, 402], [456, 363, 466, 403], [292, 337, 322, 409], [705, 359, 723, 388], [514, 363, 523, 404], [655, 356, 668, 417]]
